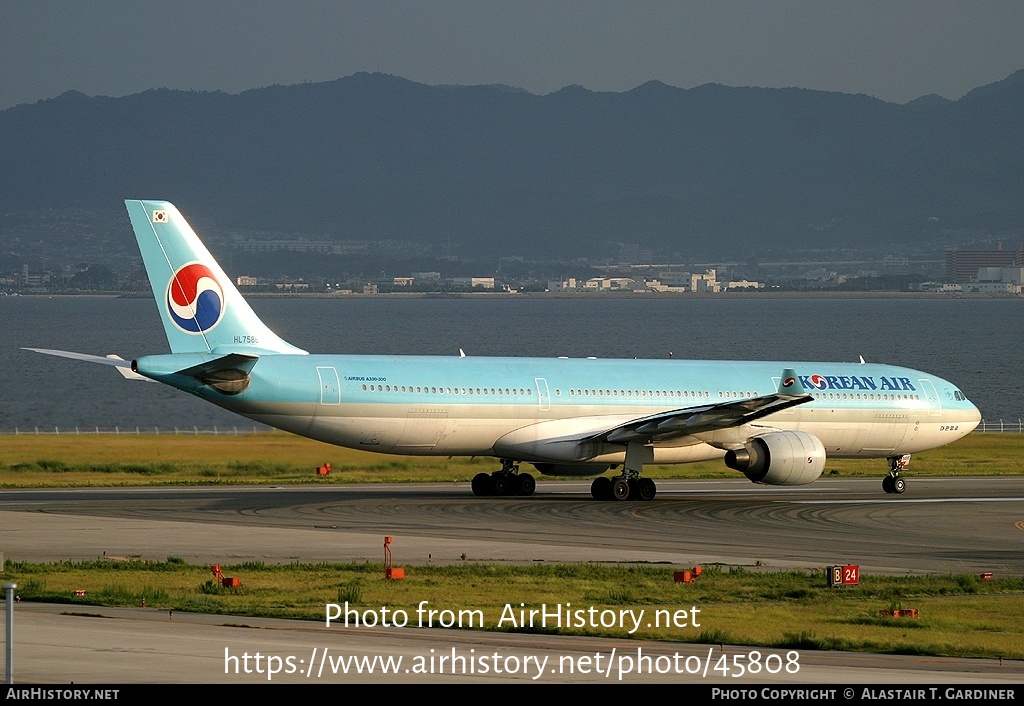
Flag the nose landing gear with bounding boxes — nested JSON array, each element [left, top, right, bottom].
[[882, 454, 910, 494]]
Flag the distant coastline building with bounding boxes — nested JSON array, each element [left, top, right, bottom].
[[945, 243, 1023, 283], [450, 277, 495, 290], [690, 269, 721, 293]]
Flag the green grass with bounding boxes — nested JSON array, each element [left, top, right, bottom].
[[3, 559, 1022, 660], [1, 431, 1022, 487]]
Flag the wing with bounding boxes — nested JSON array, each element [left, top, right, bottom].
[[493, 367, 813, 464], [586, 366, 811, 445], [584, 390, 810, 445]]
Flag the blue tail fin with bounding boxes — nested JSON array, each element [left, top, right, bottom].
[[125, 200, 307, 355]]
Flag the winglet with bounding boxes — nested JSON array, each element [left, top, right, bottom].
[[778, 368, 805, 395]]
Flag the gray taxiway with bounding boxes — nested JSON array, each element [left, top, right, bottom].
[[1, 477, 1022, 684]]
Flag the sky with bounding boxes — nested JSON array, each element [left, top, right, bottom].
[[2, 1, 1024, 111]]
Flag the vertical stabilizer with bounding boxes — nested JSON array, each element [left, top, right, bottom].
[[125, 200, 306, 355]]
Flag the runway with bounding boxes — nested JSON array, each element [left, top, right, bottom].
[[1, 477, 1021, 573], [2, 477, 1022, 684]]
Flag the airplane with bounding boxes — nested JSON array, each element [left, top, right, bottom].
[[27, 200, 982, 500]]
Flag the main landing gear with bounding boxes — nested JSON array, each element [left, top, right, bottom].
[[591, 442, 657, 501], [882, 454, 910, 494], [590, 474, 657, 501], [471, 459, 536, 497]]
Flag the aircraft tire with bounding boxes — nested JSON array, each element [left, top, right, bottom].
[[893, 476, 906, 494], [491, 473, 510, 496], [882, 475, 893, 494], [637, 478, 657, 501], [610, 478, 631, 501], [591, 476, 611, 500], [516, 473, 536, 496], [472, 473, 492, 496]]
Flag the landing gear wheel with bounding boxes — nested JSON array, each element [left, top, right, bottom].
[[882, 475, 894, 494], [491, 473, 510, 496], [516, 473, 536, 496], [893, 476, 906, 494], [610, 478, 631, 501], [637, 478, 657, 501], [591, 476, 612, 500], [472, 472, 492, 496]]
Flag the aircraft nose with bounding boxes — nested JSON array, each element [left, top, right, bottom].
[[962, 401, 982, 433]]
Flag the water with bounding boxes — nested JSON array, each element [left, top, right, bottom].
[[3, 295, 1021, 430]]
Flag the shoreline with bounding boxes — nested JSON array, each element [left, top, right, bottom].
[[4, 290, 1023, 300]]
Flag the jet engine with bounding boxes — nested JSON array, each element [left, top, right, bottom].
[[724, 430, 825, 486]]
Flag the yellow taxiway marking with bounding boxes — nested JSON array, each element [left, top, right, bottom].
[[1015, 520, 1024, 531]]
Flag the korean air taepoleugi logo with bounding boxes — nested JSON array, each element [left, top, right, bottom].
[[166, 263, 225, 333]]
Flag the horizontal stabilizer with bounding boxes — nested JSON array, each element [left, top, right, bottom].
[[107, 355, 154, 382], [24, 348, 152, 382]]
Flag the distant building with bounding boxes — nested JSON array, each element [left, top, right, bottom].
[[450, 277, 495, 289], [236, 275, 258, 286], [690, 269, 720, 293], [274, 280, 309, 291], [962, 281, 1021, 294], [584, 277, 636, 291], [945, 243, 1023, 283], [547, 278, 579, 291], [724, 279, 762, 290], [976, 267, 1024, 285], [237, 239, 368, 255], [644, 279, 686, 292], [656, 270, 691, 288], [916, 282, 961, 292]]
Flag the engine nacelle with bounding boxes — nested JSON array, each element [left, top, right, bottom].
[[533, 463, 612, 477], [724, 430, 825, 486]]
